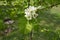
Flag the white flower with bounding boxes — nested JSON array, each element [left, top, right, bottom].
[[28, 6, 37, 11], [25, 14, 32, 20], [24, 6, 38, 20], [33, 14, 38, 19]]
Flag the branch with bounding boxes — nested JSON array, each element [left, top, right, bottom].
[[40, 3, 60, 10]]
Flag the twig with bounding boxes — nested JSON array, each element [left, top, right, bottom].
[[40, 3, 60, 10]]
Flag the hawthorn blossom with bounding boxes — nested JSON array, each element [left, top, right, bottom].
[[24, 6, 38, 20]]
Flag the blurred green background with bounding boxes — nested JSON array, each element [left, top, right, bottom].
[[0, 0, 60, 40]]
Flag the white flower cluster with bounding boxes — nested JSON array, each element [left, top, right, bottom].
[[25, 6, 38, 20]]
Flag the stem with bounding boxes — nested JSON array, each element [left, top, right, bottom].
[[30, 30, 33, 40], [27, 0, 30, 7]]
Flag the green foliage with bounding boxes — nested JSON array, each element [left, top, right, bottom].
[[0, 0, 60, 40]]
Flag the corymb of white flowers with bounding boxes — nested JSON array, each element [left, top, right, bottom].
[[25, 6, 39, 20]]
